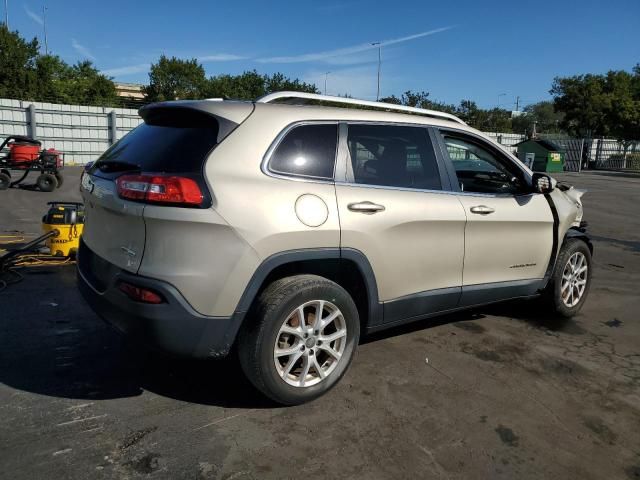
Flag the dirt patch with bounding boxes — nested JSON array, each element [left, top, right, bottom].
[[125, 453, 161, 474], [453, 322, 486, 334], [461, 341, 528, 364], [119, 426, 158, 451], [495, 425, 519, 447], [604, 318, 623, 328], [583, 417, 617, 445]]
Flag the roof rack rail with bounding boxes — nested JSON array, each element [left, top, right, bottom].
[[256, 91, 466, 125]]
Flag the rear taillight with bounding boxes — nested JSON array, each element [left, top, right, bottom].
[[116, 174, 203, 207], [118, 281, 164, 304]]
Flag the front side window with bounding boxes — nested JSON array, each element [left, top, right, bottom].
[[347, 124, 441, 190], [442, 134, 527, 194], [268, 124, 338, 179]]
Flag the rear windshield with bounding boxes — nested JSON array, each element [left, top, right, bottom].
[[92, 109, 219, 175]]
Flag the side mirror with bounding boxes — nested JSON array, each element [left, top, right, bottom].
[[532, 173, 554, 194]]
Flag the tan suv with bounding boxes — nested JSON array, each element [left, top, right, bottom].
[[77, 92, 592, 404]]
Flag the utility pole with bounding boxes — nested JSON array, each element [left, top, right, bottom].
[[323, 71, 330, 95], [515, 96, 520, 111], [42, 5, 48, 55], [371, 42, 381, 101], [4, 0, 8, 28], [498, 92, 506, 108]]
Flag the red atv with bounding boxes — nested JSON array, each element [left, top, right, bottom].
[[0, 135, 64, 192]]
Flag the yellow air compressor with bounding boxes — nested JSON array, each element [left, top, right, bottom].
[[41, 202, 84, 257]]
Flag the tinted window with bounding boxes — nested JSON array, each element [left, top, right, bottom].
[[442, 135, 526, 194], [347, 124, 441, 190], [269, 124, 338, 179], [92, 109, 218, 175]]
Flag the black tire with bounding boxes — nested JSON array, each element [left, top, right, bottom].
[[544, 238, 592, 317], [0, 172, 10, 190], [238, 275, 360, 405], [36, 173, 58, 192], [54, 173, 64, 188]]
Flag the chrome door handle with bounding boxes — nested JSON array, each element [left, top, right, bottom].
[[470, 205, 495, 215], [347, 201, 385, 213]]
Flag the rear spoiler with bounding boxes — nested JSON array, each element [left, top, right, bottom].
[[139, 100, 255, 143]]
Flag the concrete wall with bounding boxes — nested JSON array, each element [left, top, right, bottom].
[[0, 99, 142, 165]]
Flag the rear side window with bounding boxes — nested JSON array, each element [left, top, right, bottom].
[[347, 124, 441, 190], [92, 109, 218, 175], [268, 124, 338, 180]]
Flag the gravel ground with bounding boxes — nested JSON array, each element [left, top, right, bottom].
[[1, 167, 639, 480]]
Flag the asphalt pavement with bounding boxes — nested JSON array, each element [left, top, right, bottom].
[[1, 167, 639, 479]]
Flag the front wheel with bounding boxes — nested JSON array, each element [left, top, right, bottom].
[[238, 275, 360, 405], [546, 238, 592, 317]]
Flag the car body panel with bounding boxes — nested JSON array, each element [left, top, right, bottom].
[[81, 175, 146, 273], [77, 98, 589, 359], [335, 184, 466, 303], [456, 193, 554, 286]]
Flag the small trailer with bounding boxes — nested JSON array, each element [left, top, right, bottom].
[[0, 135, 64, 191]]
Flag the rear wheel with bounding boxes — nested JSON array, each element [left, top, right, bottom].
[[36, 173, 57, 192], [545, 238, 592, 317], [54, 173, 64, 188], [238, 275, 360, 405], [0, 172, 10, 190]]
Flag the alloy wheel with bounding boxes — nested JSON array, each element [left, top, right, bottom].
[[273, 300, 347, 387], [561, 251, 588, 308]]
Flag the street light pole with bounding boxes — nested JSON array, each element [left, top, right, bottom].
[[371, 42, 381, 101], [42, 5, 48, 55], [324, 71, 331, 95], [4, 0, 8, 28]]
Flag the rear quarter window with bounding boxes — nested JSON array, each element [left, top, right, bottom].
[[268, 124, 338, 180]]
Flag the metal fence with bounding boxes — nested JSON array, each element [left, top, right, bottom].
[[0, 99, 142, 164], [1, 97, 639, 171], [537, 135, 640, 172]]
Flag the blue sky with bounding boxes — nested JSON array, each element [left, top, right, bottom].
[[8, 0, 640, 109]]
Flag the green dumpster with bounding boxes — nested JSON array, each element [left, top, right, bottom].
[[515, 138, 565, 173]]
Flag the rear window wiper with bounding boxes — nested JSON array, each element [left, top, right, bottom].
[[93, 160, 142, 173]]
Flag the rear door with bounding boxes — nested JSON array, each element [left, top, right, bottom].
[[81, 107, 223, 272], [435, 130, 554, 305], [335, 123, 467, 325]]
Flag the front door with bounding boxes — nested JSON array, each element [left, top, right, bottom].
[[437, 131, 554, 306], [335, 123, 467, 325]]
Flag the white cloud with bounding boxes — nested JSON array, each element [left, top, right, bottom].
[[72, 39, 96, 61], [24, 5, 43, 25], [101, 63, 150, 77], [198, 54, 247, 62], [258, 26, 453, 64]]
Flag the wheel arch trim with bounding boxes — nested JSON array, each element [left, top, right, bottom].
[[227, 247, 382, 343]]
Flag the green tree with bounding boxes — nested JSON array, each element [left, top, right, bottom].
[[205, 70, 318, 100], [143, 55, 207, 101], [205, 70, 266, 99], [65, 61, 119, 106], [263, 72, 318, 96], [0, 26, 118, 105], [511, 101, 565, 135], [550, 66, 640, 139], [0, 25, 39, 99]]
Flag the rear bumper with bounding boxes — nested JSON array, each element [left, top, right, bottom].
[[77, 239, 236, 358]]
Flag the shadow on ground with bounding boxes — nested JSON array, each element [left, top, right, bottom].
[[1, 264, 583, 409]]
